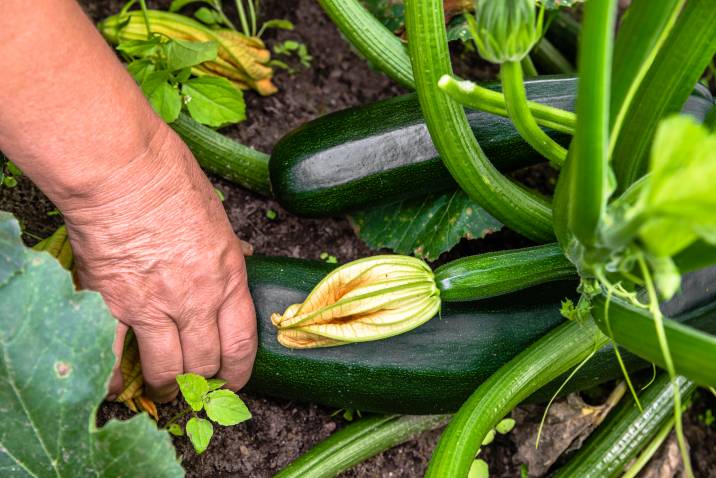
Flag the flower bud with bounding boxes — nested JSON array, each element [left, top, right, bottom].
[[271, 255, 441, 349], [469, 0, 543, 63]]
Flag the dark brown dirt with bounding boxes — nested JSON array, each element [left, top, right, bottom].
[[3, 0, 716, 477]]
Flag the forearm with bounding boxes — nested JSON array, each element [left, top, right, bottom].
[[0, 0, 164, 209]]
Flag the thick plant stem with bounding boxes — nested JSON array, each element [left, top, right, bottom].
[[426, 319, 608, 477], [317, 0, 414, 89], [405, 0, 554, 243], [564, 0, 618, 247], [275, 414, 448, 478], [553, 374, 696, 478], [501, 61, 568, 166], [437, 74, 576, 134]]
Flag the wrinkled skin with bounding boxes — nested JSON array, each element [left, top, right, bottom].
[[1, 0, 257, 402], [63, 128, 257, 401]]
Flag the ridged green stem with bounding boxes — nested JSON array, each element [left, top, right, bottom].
[[553, 374, 695, 478], [405, 0, 554, 243], [437, 74, 576, 134], [316, 0, 414, 89], [501, 61, 567, 166], [426, 319, 608, 477], [611, 0, 716, 190], [592, 294, 716, 387], [564, 0, 618, 247], [171, 113, 271, 196], [275, 414, 448, 478]]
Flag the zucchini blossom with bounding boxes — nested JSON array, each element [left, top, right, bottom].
[[470, 0, 544, 64], [271, 255, 440, 349]]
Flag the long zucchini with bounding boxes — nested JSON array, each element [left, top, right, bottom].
[[269, 77, 713, 217], [244, 256, 716, 414], [435, 243, 576, 302], [270, 76, 576, 217]]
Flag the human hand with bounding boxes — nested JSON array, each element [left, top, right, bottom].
[[61, 125, 257, 402]]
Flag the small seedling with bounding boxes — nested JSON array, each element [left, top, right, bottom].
[[265, 209, 277, 220], [468, 459, 489, 478], [165, 373, 251, 454], [331, 407, 362, 421], [471, 417, 516, 476], [1, 154, 22, 189], [319, 252, 337, 264], [213, 188, 226, 202], [699, 408, 714, 426], [273, 40, 312, 72]]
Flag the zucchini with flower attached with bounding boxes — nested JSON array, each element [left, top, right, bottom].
[[244, 255, 716, 414]]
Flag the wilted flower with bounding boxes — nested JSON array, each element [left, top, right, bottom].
[[469, 0, 544, 64], [272, 255, 441, 349]]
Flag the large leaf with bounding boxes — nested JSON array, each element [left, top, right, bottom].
[[0, 212, 184, 477], [350, 190, 502, 261]]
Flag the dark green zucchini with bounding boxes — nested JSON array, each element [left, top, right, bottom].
[[244, 256, 716, 414], [269, 76, 577, 217], [269, 77, 713, 217]]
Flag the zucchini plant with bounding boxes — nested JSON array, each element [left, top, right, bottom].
[[260, 0, 716, 475]]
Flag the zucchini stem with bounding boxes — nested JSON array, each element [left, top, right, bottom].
[[501, 61, 568, 167], [637, 253, 693, 478], [317, 0, 414, 89], [405, 0, 554, 243], [426, 319, 608, 477], [437, 74, 576, 135]]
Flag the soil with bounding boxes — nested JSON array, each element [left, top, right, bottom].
[[2, 0, 716, 477]]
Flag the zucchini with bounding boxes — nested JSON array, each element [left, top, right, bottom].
[[244, 256, 716, 414], [269, 76, 576, 217], [269, 78, 712, 218], [435, 243, 576, 302], [275, 414, 448, 478], [171, 113, 271, 196]]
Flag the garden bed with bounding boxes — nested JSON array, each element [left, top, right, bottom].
[[2, 0, 716, 476]]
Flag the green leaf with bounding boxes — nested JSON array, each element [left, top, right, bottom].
[[468, 459, 489, 478], [167, 423, 185, 437], [186, 417, 213, 454], [141, 72, 182, 123], [194, 7, 219, 25], [117, 37, 162, 58], [481, 429, 495, 446], [0, 212, 184, 477], [260, 19, 294, 31], [181, 77, 246, 127], [127, 59, 156, 85], [164, 39, 218, 72], [206, 378, 226, 391], [176, 373, 209, 411], [350, 190, 502, 261], [203, 389, 251, 426], [639, 116, 716, 256], [496, 418, 516, 434], [169, 0, 212, 12]]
